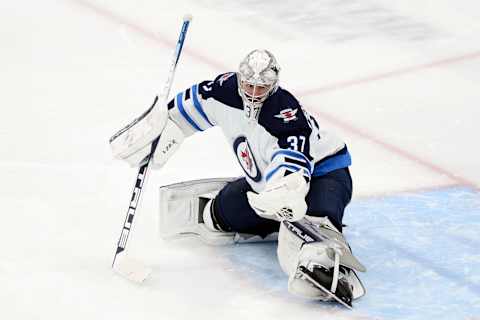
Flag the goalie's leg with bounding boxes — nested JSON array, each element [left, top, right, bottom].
[[210, 177, 280, 238], [158, 177, 278, 245], [306, 167, 353, 232], [196, 177, 280, 243]]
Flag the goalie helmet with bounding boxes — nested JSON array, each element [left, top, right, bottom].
[[237, 49, 280, 121]]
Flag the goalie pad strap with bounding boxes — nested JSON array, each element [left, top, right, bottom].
[[208, 198, 225, 232]]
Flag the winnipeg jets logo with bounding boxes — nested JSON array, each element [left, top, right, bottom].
[[233, 136, 261, 182], [275, 108, 298, 122], [237, 142, 255, 176], [240, 148, 253, 172], [218, 72, 235, 86]]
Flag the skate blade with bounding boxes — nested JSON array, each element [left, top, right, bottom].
[[298, 266, 353, 309]]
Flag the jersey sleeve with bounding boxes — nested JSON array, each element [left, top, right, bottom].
[[265, 127, 315, 183], [261, 91, 317, 183], [166, 80, 217, 137]]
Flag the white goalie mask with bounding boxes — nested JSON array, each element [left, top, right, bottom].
[[237, 49, 280, 121]]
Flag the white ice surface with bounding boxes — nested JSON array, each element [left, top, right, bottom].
[[2, 0, 479, 319]]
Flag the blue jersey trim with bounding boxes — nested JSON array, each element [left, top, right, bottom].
[[266, 164, 310, 181], [271, 149, 312, 173], [176, 92, 203, 132], [312, 150, 352, 176], [192, 84, 214, 127]]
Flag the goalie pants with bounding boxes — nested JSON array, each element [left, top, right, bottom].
[[212, 168, 353, 237]]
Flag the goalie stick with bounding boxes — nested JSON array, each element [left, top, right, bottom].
[[111, 14, 192, 283]]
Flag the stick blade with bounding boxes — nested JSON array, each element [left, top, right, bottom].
[[113, 257, 152, 283]]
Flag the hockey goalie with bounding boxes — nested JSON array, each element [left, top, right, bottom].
[[110, 49, 366, 308]]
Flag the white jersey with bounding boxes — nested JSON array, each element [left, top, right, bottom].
[[167, 72, 351, 192]]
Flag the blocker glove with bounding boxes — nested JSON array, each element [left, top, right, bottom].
[[247, 171, 309, 222]]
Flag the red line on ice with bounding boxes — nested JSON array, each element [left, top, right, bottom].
[[71, 0, 227, 71], [298, 51, 480, 96], [308, 109, 478, 190], [73, 0, 479, 191]]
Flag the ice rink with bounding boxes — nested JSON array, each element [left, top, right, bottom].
[[2, 0, 480, 319]]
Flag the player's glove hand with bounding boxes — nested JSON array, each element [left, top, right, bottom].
[[109, 95, 185, 169], [247, 171, 308, 222], [110, 96, 168, 161]]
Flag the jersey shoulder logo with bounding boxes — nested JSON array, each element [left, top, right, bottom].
[[274, 108, 298, 122], [233, 136, 261, 182], [217, 72, 235, 86]]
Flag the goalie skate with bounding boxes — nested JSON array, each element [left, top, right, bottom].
[[296, 265, 357, 309], [279, 218, 366, 307]]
